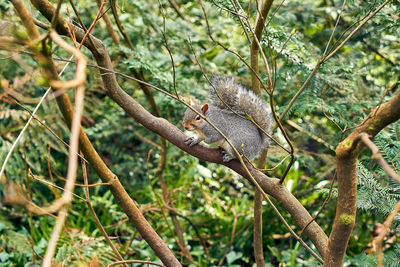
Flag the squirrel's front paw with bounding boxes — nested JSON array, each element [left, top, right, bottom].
[[221, 151, 234, 162], [185, 136, 201, 147]]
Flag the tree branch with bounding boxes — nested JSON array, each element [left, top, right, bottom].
[[373, 200, 400, 267], [325, 92, 400, 266], [30, 0, 329, 260], [360, 133, 400, 185], [250, 0, 274, 95], [250, 2, 274, 265], [27, 1, 182, 266]]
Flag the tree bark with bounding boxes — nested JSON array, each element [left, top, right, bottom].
[[30, 0, 329, 260], [324, 92, 400, 266], [27, 1, 182, 266]]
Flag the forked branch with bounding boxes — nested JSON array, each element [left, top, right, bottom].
[[326, 91, 400, 267]]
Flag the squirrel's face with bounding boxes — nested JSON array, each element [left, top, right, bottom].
[[183, 113, 203, 130], [183, 103, 208, 131]]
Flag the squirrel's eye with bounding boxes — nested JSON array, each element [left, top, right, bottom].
[[195, 115, 201, 121]]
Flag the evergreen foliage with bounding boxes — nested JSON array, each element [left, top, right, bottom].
[[0, 0, 399, 265]]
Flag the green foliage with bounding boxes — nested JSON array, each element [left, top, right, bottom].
[[1, 0, 400, 266], [54, 233, 115, 266], [357, 163, 400, 216], [384, 244, 400, 267]]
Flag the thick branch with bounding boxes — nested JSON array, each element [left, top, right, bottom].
[[325, 91, 400, 267], [250, 0, 274, 95], [250, 2, 274, 264], [29, 1, 181, 266], [103, 83, 329, 256], [12, 0, 41, 39], [31, 0, 329, 259]]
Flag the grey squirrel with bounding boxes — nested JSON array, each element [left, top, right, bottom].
[[183, 76, 273, 162]]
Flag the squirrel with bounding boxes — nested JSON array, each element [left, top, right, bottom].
[[183, 76, 273, 162]]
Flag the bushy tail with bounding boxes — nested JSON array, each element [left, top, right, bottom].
[[208, 76, 273, 146]]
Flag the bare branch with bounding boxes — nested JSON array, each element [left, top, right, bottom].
[[43, 31, 87, 266], [280, 0, 391, 121], [0, 56, 73, 183], [27, 0, 183, 265], [48, 31, 87, 89], [323, 0, 391, 63], [82, 160, 129, 267], [326, 90, 400, 266], [29, 0, 329, 261], [109, 0, 134, 49], [372, 200, 400, 267], [250, 0, 274, 94], [249, 2, 274, 264], [107, 259, 165, 267], [360, 133, 400, 185]]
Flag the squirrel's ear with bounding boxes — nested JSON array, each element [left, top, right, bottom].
[[201, 103, 209, 114], [188, 98, 192, 106]]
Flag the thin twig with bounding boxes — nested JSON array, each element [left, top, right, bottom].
[[199, 0, 269, 95], [189, 35, 323, 264], [217, 212, 239, 267], [323, 0, 391, 62], [0, 51, 73, 182], [157, 0, 179, 99], [372, 200, 400, 267], [322, 0, 347, 58], [320, 84, 345, 132], [261, 154, 290, 171], [49, 31, 87, 89], [209, 0, 247, 18], [56, 175, 111, 187], [29, 170, 85, 201], [82, 159, 129, 267], [300, 171, 336, 235], [77, 0, 106, 50], [107, 260, 165, 267], [42, 30, 87, 266], [68, 0, 98, 53], [229, 0, 252, 44], [47, 143, 58, 199], [10, 97, 88, 162], [110, 0, 134, 49], [279, 0, 391, 121], [275, 28, 296, 59], [360, 133, 400, 185], [287, 120, 335, 152]]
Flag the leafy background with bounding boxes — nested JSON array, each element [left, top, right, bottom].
[[0, 0, 399, 266]]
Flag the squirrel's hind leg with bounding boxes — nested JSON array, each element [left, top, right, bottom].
[[219, 142, 236, 162], [221, 150, 234, 162]]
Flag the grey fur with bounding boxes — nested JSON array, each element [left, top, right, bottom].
[[183, 76, 273, 162]]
